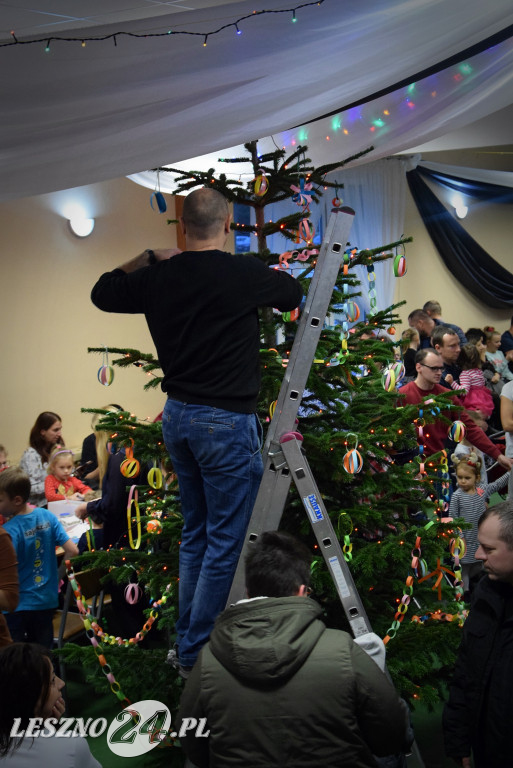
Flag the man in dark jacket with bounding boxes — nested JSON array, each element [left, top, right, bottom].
[[443, 500, 513, 767], [177, 530, 409, 768]]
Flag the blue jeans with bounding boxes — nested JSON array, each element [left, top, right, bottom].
[[162, 399, 263, 666]]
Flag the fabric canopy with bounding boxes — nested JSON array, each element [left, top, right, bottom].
[[2, 0, 513, 202], [406, 167, 513, 309]]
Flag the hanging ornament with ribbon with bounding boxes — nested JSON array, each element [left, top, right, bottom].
[[97, 347, 114, 386], [342, 433, 363, 474], [382, 361, 405, 392], [147, 461, 163, 489], [448, 420, 466, 443], [120, 440, 140, 478], [290, 176, 314, 207], [150, 171, 167, 213], [331, 182, 343, 210], [393, 241, 407, 277], [296, 218, 315, 246], [125, 579, 143, 605], [126, 485, 141, 550], [253, 168, 268, 197]]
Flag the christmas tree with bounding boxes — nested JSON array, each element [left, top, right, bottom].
[[64, 143, 467, 761]]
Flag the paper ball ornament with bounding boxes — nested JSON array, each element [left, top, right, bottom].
[[147, 466, 163, 489], [146, 519, 163, 535], [120, 458, 140, 478], [448, 421, 466, 443], [150, 191, 167, 213], [97, 365, 114, 386], [393, 253, 407, 277], [345, 300, 360, 322], [254, 170, 268, 197], [382, 367, 397, 392], [124, 583, 142, 605], [343, 449, 363, 474], [390, 361, 405, 382]]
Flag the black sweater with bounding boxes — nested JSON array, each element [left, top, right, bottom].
[[92, 251, 303, 412]]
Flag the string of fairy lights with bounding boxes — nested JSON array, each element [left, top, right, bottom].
[[2, 1, 324, 51]]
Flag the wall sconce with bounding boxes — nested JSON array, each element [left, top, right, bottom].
[[69, 217, 95, 237]]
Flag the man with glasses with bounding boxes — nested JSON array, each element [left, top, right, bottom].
[[399, 349, 512, 469], [177, 530, 410, 768]]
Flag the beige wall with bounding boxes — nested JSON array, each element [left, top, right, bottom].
[[1, 172, 510, 461], [1, 178, 180, 462], [395, 176, 512, 334]]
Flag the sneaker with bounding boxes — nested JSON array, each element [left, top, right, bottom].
[[166, 645, 179, 667], [166, 645, 192, 679]]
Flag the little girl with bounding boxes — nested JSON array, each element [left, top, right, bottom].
[[450, 343, 495, 418], [449, 452, 510, 593], [485, 328, 513, 387], [45, 446, 95, 503]]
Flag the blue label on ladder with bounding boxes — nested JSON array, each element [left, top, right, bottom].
[[304, 493, 324, 523]]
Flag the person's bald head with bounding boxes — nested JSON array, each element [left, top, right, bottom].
[[181, 187, 230, 241]]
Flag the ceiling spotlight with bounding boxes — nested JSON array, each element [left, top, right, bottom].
[[69, 217, 95, 237]]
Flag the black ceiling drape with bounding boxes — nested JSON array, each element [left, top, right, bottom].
[[406, 168, 513, 309], [416, 165, 513, 203]]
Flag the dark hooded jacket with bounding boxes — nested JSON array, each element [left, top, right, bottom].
[[177, 596, 408, 767]]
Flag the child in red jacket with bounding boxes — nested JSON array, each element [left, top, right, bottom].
[[44, 446, 94, 502]]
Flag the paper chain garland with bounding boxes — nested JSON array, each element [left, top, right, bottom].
[[278, 247, 318, 270], [366, 262, 377, 317], [65, 560, 175, 704], [383, 527, 465, 645], [337, 513, 353, 562]]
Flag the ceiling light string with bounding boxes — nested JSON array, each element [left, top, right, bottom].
[[4, 1, 324, 51]]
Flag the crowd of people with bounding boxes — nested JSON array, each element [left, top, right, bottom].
[[400, 305, 513, 590], [1, 193, 512, 766]]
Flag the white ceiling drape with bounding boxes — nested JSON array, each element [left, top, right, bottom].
[[2, 0, 513, 202]]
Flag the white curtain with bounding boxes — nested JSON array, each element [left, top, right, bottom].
[[246, 158, 407, 315], [322, 158, 409, 315]]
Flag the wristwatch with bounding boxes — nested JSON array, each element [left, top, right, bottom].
[[146, 249, 157, 265]]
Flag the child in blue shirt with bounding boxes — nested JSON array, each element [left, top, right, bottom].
[[0, 467, 78, 648]]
